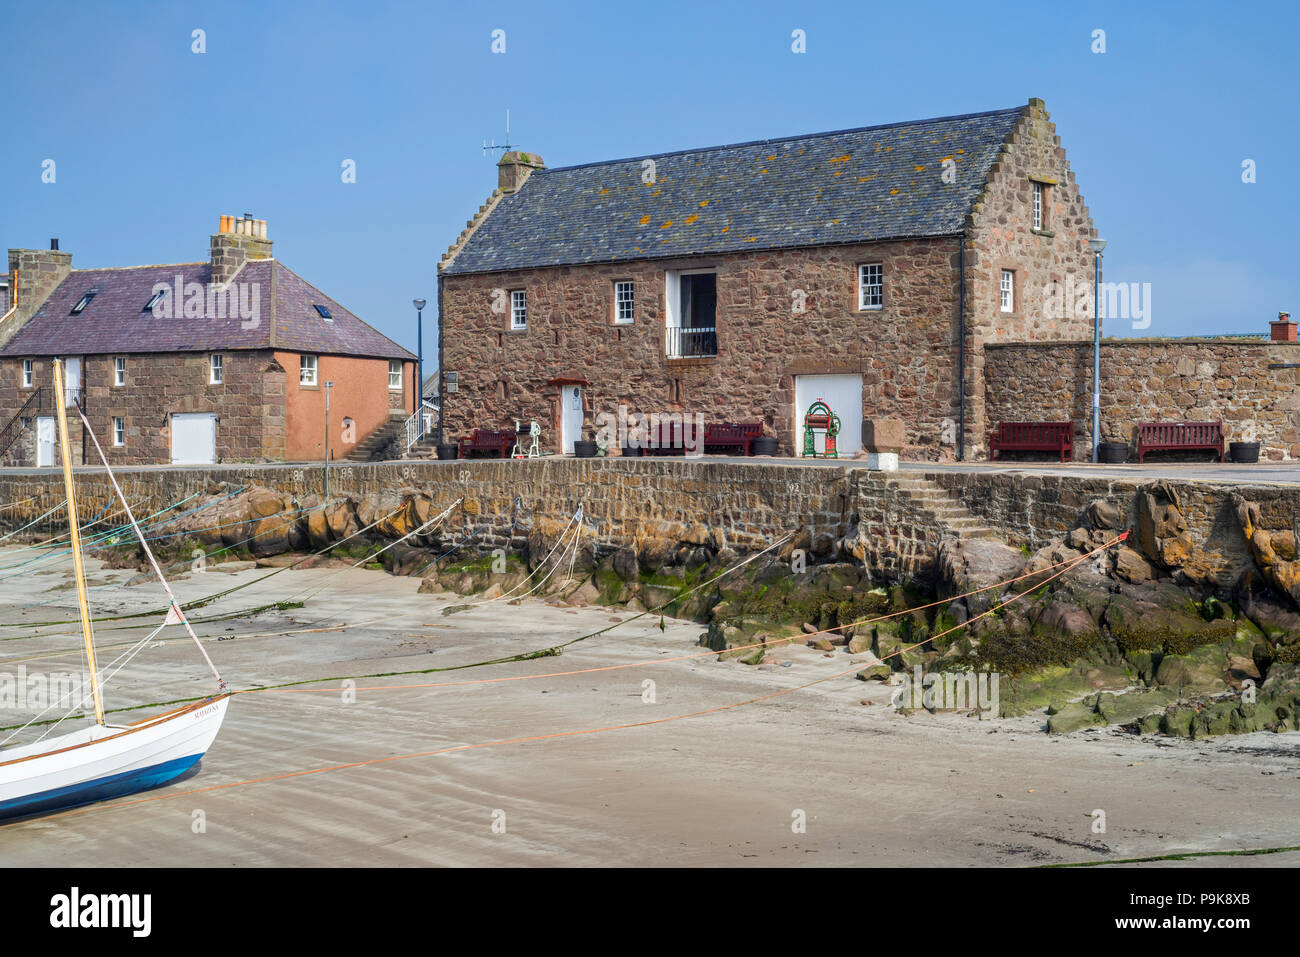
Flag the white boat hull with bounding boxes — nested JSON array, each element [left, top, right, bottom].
[[0, 695, 229, 821]]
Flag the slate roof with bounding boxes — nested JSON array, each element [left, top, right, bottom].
[[442, 106, 1026, 276], [0, 260, 414, 360]]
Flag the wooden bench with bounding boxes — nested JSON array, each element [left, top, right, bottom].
[[989, 421, 1074, 463], [458, 429, 516, 459], [703, 422, 762, 456], [1137, 421, 1224, 463], [639, 418, 706, 456]]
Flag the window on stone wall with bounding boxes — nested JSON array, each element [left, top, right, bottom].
[[1000, 270, 1015, 313], [1032, 182, 1044, 230], [21, 359, 33, 389], [300, 354, 318, 386], [614, 281, 635, 324], [112, 417, 125, 448], [510, 290, 527, 330], [388, 360, 402, 390], [114, 356, 126, 387], [209, 354, 223, 385], [858, 263, 883, 310]]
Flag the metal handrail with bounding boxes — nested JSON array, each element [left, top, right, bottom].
[[0, 383, 88, 461], [402, 400, 439, 452], [666, 326, 717, 358]]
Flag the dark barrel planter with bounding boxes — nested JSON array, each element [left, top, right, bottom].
[[750, 436, 780, 456], [1230, 441, 1261, 464], [620, 444, 642, 458], [436, 443, 459, 460], [1098, 441, 1128, 464], [573, 440, 599, 458]]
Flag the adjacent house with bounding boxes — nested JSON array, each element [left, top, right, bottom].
[[437, 98, 1099, 458], [0, 216, 415, 466]]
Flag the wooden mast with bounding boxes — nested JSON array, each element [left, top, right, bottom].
[[52, 359, 105, 726]]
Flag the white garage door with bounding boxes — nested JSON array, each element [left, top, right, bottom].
[[794, 375, 863, 458], [171, 413, 216, 465]]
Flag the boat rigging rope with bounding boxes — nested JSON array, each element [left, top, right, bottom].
[[18, 535, 1129, 824], [76, 403, 224, 690]]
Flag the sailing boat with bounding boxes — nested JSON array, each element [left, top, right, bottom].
[[0, 360, 229, 820]]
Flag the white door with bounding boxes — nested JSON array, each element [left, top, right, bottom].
[[561, 386, 583, 454], [171, 413, 217, 465], [63, 357, 80, 407], [36, 417, 56, 467], [794, 374, 864, 457]]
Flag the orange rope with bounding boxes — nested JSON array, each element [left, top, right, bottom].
[[12, 532, 1125, 827]]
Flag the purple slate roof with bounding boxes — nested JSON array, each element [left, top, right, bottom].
[[0, 260, 414, 361]]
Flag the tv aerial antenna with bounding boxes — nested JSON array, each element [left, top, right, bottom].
[[483, 109, 515, 158]]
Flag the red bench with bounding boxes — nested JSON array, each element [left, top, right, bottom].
[[458, 429, 515, 459], [704, 422, 762, 456], [1137, 422, 1224, 463], [989, 421, 1074, 463], [639, 418, 706, 456]]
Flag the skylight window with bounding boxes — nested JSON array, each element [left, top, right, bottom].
[[143, 289, 167, 313], [70, 291, 96, 315], [312, 304, 333, 321]]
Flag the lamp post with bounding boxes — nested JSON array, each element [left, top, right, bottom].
[[413, 298, 427, 441], [1089, 238, 1107, 462]]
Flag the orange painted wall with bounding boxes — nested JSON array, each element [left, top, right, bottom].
[[276, 352, 414, 462]]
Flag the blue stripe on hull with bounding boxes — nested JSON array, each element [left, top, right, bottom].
[[0, 754, 203, 821]]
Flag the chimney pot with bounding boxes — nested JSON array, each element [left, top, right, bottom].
[[50, 239, 58, 251]]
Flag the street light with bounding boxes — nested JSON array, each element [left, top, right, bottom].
[[413, 298, 427, 441], [1089, 238, 1107, 463]]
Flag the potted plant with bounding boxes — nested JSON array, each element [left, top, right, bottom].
[[573, 427, 598, 458], [1230, 423, 1260, 464], [750, 422, 780, 457], [436, 442, 459, 460]]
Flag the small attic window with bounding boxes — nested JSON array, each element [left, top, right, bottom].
[[143, 289, 166, 313], [70, 291, 96, 315], [313, 304, 333, 321]]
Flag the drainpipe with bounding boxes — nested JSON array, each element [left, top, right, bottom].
[[957, 231, 966, 462], [435, 273, 445, 448]]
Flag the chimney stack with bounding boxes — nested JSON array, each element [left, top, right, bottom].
[[1272, 311, 1296, 342], [2, 243, 73, 347], [497, 150, 545, 194], [211, 213, 272, 287]]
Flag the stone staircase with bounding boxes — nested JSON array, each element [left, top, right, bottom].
[[879, 473, 1000, 542], [344, 412, 407, 462]]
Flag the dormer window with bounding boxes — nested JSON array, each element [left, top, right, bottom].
[[70, 291, 95, 315], [313, 304, 333, 321]]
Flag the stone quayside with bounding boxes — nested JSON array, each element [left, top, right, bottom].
[[1, 459, 1297, 739]]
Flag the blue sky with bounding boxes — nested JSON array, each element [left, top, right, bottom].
[[3, 0, 1296, 357]]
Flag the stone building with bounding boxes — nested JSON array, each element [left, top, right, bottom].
[[0, 217, 415, 466], [437, 98, 1099, 458]]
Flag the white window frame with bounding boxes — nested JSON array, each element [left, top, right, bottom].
[[614, 281, 635, 324], [209, 353, 223, 385], [21, 359, 33, 389], [114, 356, 126, 387], [858, 263, 883, 310], [1000, 269, 1015, 313], [1032, 182, 1044, 230], [509, 290, 527, 330], [388, 360, 403, 391], [112, 416, 125, 448], [300, 354, 318, 386]]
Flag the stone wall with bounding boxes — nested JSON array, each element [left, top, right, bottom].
[[985, 339, 1300, 460], [963, 98, 1098, 458], [0, 351, 287, 467], [441, 238, 966, 461]]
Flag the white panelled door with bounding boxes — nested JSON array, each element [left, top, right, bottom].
[[36, 417, 56, 467], [793, 374, 864, 457], [170, 413, 217, 465], [561, 386, 583, 454]]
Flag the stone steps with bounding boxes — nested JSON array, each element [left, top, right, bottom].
[[881, 472, 1000, 543]]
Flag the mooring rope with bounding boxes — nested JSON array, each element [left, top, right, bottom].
[[13, 534, 1129, 825]]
